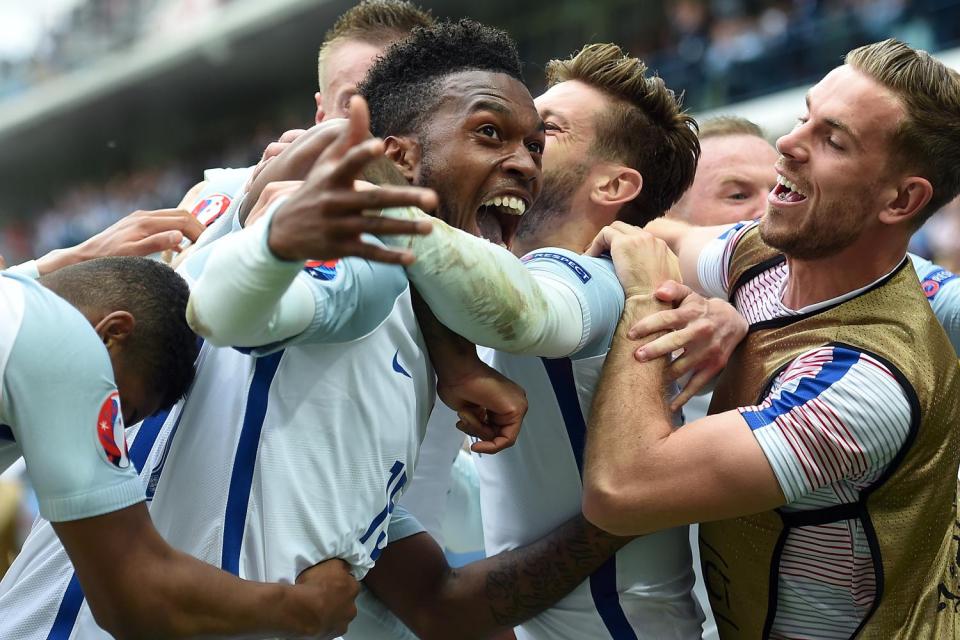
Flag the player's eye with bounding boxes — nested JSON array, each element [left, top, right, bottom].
[[478, 124, 501, 140], [526, 140, 544, 154]]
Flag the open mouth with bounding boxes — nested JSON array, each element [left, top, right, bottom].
[[772, 174, 808, 204], [476, 195, 527, 247]]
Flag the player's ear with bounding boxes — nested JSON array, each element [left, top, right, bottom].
[[383, 135, 420, 182], [590, 164, 643, 208], [314, 92, 325, 124], [94, 311, 136, 350]]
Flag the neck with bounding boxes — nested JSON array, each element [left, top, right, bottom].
[[782, 233, 907, 309], [511, 205, 609, 257]]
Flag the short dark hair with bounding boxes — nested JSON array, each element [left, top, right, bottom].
[[317, 0, 435, 85], [546, 43, 700, 226], [359, 19, 524, 139], [41, 257, 197, 410]]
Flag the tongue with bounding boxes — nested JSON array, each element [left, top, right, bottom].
[[785, 190, 806, 203], [477, 209, 504, 244]]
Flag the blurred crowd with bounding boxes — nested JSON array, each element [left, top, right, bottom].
[[2, 0, 960, 268], [644, 0, 960, 107], [0, 0, 238, 99]]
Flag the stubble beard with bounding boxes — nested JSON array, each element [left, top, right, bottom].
[[513, 162, 587, 250]]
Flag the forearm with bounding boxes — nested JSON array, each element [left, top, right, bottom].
[[583, 294, 675, 535], [186, 199, 314, 347], [408, 516, 631, 639], [411, 284, 480, 381], [381, 207, 583, 357], [645, 219, 731, 295]]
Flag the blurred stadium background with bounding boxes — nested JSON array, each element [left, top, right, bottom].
[[0, 0, 959, 269]]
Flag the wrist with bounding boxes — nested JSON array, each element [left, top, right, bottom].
[[264, 201, 301, 263], [36, 248, 77, 276]]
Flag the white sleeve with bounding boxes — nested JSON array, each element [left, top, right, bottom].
[[379, 207, 585, 358], [910, 253, 960, 355], [185, 197, 315, 348], [5, 260, 40, 280], [696, 221, 756, 299]]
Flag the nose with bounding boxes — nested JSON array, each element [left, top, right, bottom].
[[502, 144, 540, 184], [775, 124, 808, 164]]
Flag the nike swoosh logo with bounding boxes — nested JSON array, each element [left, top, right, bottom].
[[392, 350, 411, 378]]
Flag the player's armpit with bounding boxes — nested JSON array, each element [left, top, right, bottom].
[[53, 502, 358, 639]]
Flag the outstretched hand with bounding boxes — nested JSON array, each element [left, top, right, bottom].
[[264, 96, 438, 265]]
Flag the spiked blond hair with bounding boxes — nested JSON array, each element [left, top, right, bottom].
[[846, 39, 960, 222], [546, 43, 700, 225], [317, 0, 434, 87]]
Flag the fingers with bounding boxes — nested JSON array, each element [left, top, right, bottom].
[[628, 308, 690, 341], [130, 230, 186, 255], [585, 226, 618, 256], [140, 210, 207, 243], [278, 128, 307, 144], [470, 434, 515, 454], [346, 95, 372, 148], [334, 239, 418, 266], [300, 185, 438, 218], [654, 280, 694, 304], [310, 137, 385, 188], [634, 328, 691, 362], [670, 368, 715, 412]]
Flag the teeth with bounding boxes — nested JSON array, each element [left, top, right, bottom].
[[776, 174, 804, 196], [481, 196, 527, 215]]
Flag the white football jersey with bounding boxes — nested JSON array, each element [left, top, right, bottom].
[[476, 249, 703, 640], [0, 235, 434, 638], [0, 273, 141, 523]]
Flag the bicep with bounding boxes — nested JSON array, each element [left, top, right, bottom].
[[650, 410, 786, 527]]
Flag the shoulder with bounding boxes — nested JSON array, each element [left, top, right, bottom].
[[520, 248, 617, 285], [742, 344, 911, 433]]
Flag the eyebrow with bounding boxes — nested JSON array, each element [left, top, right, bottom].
[[471, 99, 546, 133], [805, 93, 861, 145], [470, 99, 512, 116]]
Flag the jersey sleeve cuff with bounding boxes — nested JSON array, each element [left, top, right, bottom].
[[39, 474, 145, 523]]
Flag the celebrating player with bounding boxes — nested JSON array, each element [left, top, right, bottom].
[[583, 39, 960, 638], [0, 258, 357, 639]]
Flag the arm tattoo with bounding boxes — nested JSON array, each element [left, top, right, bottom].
[[483, 514, 632, 626]]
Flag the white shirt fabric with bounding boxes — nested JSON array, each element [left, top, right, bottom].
[[475, 249, 703, 640], [0, 273, 142, 523], [0, 213, 435, 638]]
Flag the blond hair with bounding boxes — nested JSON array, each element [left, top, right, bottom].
[[545, 43, 700, 226], [317, 0, 434, 87], [846, 39, 960, 222], [698, 115, 765, 140]]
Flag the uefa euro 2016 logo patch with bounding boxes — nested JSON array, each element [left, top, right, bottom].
[[303, 259, 339, 281], [190, 194, 232, 227], [96, 391, 130, 469], [922, 268, 958, 301]]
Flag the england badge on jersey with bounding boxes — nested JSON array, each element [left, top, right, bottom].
[[96, 392, 130, 469], [191, 194, 232, 227], [304, 259, 339, 281]]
